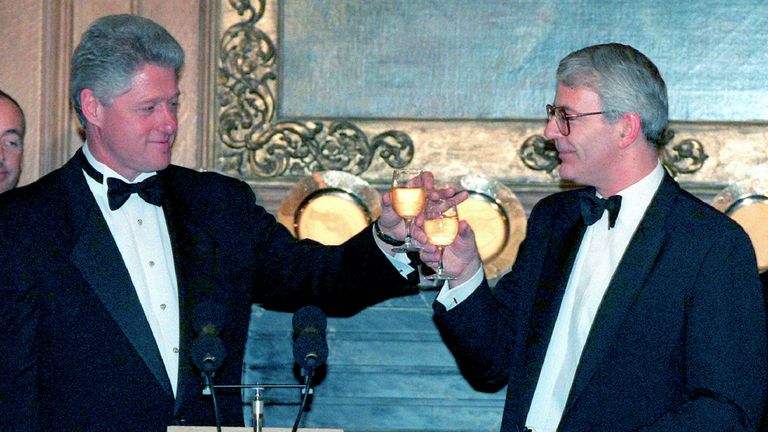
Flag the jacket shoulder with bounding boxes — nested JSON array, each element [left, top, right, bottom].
[[0, 164, 71, 212], [667, 184, 750, 242], [162, 165, 253, 197], [527, 186, 587, 222]]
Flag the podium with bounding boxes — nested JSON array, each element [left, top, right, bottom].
[[168, 428, 342, 432]]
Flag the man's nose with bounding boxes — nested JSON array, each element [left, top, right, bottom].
[[158, 106, 178, 134], [544, 116, 563, 140]]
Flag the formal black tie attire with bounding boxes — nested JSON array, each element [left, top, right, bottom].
[[0, 147, 416, 431], [434, 173, 766, 431]]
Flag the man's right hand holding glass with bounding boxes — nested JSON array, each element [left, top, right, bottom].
[[412, 183, 484, 287]]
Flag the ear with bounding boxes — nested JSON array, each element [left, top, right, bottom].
[[79, 89, 104, 128], [617, 111, 642, 149]]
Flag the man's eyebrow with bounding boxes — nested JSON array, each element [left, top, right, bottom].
[[1, 129, 23, 138], [551, 104, 574, 114], [136, 91, 182, 105]]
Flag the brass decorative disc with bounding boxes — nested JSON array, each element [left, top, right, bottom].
[[451, 174, 527, 282], [712, 180, 768, 273], [278, 171, 381, 245]]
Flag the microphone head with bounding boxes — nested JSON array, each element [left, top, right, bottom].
[[292, 305, 327, 338], [292, 333, 329, 371], [292, 305, 328, 371], [192, 301, 226, 335], [191, 334, 227, 373]]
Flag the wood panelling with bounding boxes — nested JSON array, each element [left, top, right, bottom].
[[0, 0, 212, 185], [0, 0, 44, 184]]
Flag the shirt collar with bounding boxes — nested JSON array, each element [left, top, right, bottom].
[[82, 142, 157, 185], [598, 160, 665, 229]]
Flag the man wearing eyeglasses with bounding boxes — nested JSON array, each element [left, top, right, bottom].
[[422, 43, 766, 431]]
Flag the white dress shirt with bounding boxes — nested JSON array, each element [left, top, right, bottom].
[[525, 162, 664, 431], [436, 162, 665, 431], [82, 144, 181, 397]]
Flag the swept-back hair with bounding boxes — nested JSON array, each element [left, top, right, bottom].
[[557, 43, 668, 146], [70, 14, 184, 127]]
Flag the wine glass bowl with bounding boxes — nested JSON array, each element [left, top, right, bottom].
[[423, 199, 459, 280], [390, 169, 426, 252], [391, 187, 426, 220]]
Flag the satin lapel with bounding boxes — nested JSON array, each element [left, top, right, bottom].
[[159, 171, 216, 411], [564, 174, 678, 414], [522, 195, 587, 404], [66, 153, 172, 395]]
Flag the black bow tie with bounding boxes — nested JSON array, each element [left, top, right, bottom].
[[106, 176, 164, 210], [76, 149, 164, 210], [580, 191, 622, 229]]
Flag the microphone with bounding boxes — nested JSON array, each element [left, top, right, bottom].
[[191, 333, 227, 374], [193, 301, 226, 336], [190, 302, 227, 432], [191, 301, 227, 376], [290, 306, 328, 432], [292, 305, 328, 373]]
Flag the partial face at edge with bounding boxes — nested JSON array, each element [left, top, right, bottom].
[[0, 97, 25, 193]]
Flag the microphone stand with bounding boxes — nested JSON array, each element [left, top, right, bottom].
[[202, 372, 223, 432], [212, 383, 311, 432], [252, 388, 264, 432], [291, 371, 314, 432]]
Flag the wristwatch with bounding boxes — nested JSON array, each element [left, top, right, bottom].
[[374, 220, 405, 246]]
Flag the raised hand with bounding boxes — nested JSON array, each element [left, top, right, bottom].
[[413, 189, 483, 286], [378, 170, 436, 243], [422, 199, 460, 281]]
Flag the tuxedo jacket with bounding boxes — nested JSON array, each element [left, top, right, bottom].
[[435, 173, 767, 431], [0, 150, 412, 431]]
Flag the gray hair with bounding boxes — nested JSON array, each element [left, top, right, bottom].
[[557, 43, 668, 147], [70, 14, 185, 127]]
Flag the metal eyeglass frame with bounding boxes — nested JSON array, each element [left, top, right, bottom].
[[546, 104, 607, 136]]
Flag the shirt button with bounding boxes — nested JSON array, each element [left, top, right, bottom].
[[149, 260, 155, 267], [137, 219, 143, 226], [160, 303, 166, 310], [173, 347, 179, 354]]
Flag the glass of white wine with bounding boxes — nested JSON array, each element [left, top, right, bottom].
[[423, 199, 459, 280], [391, 168, 426, 253]]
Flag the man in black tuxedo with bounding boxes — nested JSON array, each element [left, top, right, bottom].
[[0, 14, 422, 431], [420, 43, 767, 431]]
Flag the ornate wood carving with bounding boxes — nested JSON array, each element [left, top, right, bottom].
[[216, 0, 414, 179]]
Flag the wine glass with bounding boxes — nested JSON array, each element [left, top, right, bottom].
[[423, 199, 459, 280], [390, 168, 426, 253]]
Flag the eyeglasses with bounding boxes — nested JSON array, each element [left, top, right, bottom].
[[546, 104, 606, 136]]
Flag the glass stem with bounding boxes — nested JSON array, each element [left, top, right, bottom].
[[437, 247, 445, 276], [403, 219, 413, 247]]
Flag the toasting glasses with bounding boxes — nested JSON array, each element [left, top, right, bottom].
[[423, 199, 459, 281], [390, 169, 426, 253]]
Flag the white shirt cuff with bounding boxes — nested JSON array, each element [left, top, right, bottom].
[[435, 266, 484, 310], [374, 226, 416, 280]]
